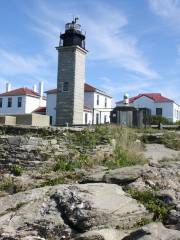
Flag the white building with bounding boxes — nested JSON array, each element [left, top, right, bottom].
[[46, 83, 112, 125], [0, 82, 46, 116], [116, 93, 180, 123]]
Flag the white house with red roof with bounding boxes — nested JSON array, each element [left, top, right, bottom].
[[0, 82, 46, 116], [116, 93, 180, 123], [46, 83, 112, 125]]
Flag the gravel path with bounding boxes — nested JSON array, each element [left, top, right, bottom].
[[144, 144, 180, 161]]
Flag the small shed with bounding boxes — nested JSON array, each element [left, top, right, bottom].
[[110, 106, 150, 128]]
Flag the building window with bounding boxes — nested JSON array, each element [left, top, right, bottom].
[[50, 116, 53, 125], [0, 98, 2, 108], [8, 98, 12, 108], [156, 108, 162, 116], [85, 113, 88, 124], [96, 113, 99, 124], [18, 97, 22, 108], [97, 95, 99, 105], [104, 115, 107, 123], [105, 98, 107, 108], [63, 82, 69, 92]]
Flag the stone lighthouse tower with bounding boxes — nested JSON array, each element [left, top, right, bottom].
[[56, 18, 87, 125]]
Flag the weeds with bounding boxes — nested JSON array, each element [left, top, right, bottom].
[[10, 165, 23, 176], [127, 189, 172, 222]]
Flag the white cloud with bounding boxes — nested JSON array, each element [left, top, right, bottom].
[[29, 0, 158, 79], [0, 49, 48, 77], [149, 0, 180, 28]]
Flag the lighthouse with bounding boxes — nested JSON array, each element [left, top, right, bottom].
[[56, 18, 88, 125]]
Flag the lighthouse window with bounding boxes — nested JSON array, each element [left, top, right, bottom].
[[63, 82, 69, 92]]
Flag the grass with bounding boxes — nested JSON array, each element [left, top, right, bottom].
[[10, 165, 24, 176], [127, 189, 172, 222], [53, 153, 89, 172], [53, 125, 147, 171], [103, 145, 147, 169]]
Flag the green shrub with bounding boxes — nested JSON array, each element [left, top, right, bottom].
[[53, 154, 89, 172], [127, 189, 172, 222], [148, 115, 170, 125], [104, 144, 147, 169], [10, 165, 23, 176]]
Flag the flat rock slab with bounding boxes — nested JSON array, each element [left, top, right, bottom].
[[103, 165, 145, 185], [122, 222, 180, 240], [144, 144, 180, 161], [54, 183, 149, 232], [74, 228, 128, 240], [0, 183, 149, 239]]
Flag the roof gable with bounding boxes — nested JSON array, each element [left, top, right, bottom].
[[117, 93, 174, 104], [0, 87, 40, 98]]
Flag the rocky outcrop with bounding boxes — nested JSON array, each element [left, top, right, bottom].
[[122, 222, 180, 240], [0, 183, 149, 239]]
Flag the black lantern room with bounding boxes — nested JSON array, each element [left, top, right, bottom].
[[60, 18, 86, 49]]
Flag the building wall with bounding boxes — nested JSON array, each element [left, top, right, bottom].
[[173, 102, 180, 122], [0, 95, 46, 116], [25, 96, 46, 114], [83, 111, 93, 124], [46, 93, 57, 126], [0, 95, 26, 115], [47, 90, 112, 126], [116, 96, 180, 123], [93, 92, 112, 124], [84, 92, 94, 109], [56, 46, 87, 125]]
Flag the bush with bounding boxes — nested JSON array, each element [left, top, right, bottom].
[[176, 120, 180, 125], [104, 144, 147, 169], [148, 115, 170, 125], [127, 189, 172, 222], [53, 154, 89, 172], [10, 165, 23, 176]]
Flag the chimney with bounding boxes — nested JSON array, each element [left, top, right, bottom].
[[39, 81, 44, 97], [33, 84, 37, 92], [6, 82, 11, 92], [123, 93, 129, 105]]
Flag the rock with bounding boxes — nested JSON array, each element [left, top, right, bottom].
[[103, 165, 145, 185], [74, 228, 128, 240], [0, 183, 150, 239], [122, 222, 180, 240], [53, 183, 149, 232], [156, 189, 177, 205], [0, 186, 72, 239], [81, 171, 106, 183]]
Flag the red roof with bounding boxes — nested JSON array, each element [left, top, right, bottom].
[[117, 93, 174, 104], [33, 107, 46, 113], [0, 87, 40, 97], [84, 83, 96, 92], [45, 83, 96, 94]]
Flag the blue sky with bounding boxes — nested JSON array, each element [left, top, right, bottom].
[[0, 0, 180, 103]]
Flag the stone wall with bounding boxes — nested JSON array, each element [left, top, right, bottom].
[[0, 134, 68, 172]]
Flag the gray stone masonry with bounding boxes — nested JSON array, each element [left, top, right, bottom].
[[56, 46, 87, 125]]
